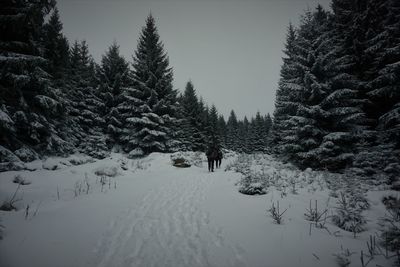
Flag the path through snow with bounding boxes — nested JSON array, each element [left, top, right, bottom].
[[89, 163, 246, 267]]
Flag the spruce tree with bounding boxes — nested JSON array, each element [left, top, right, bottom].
[[98, 41, 129, 146], [65, 39, 108, 158], [317, 1, 369, 170], [272, 23, 299, 156], [236, 120, 246, 153], [0, 0, 73, 158], [121, 14, 180, 156], [180, 81, 205, 151], [247, 117, 257, 153], [264, 114, 272, 138], [366, 0, 400, 137], [99, 41, 130, 96], [217, 115, 227, 148], [198, 98, 211, 149], [226, 110, 239, 151], [252, 112, 267, 152], [43, 7, 70, 79], [288, 7, 331, 168], [208, 104, 219, 144]]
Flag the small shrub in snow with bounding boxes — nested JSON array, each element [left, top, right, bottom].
[[94, 166, 120, 177], [333, 247, 354, 267], [73, 174, 95, 197], [0, 184, 21, 211], [12, 175, 31, 185], [331, 193, 366, 236], [379, 195, 400, 255], [289, 176, 298, 194], [268, 201, 287, 224], [121, 161, 128, 170], [42, 160, 59, 170], [347, 190, 370, 211], [69, 156, 95, 166], [304, 200, 328, 227], [382, 195, 400, 216], [131, 159, 150, 171], [170, 152, 203, 168], [172, 158, 191, 168], [98, 175, 116, 192], [239, 180, 267, 195], [74, 180, 83, 198], [238, 169, 268, 195], [128, 148, 144, 158], [226, 154, 251, 175]]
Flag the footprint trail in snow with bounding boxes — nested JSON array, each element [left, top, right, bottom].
[[89, 167, 246, 267]]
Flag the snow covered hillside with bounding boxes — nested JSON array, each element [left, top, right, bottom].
[[0, 152, 397, 267]]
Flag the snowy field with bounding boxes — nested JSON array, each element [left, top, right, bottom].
[[0, 152, 397, 267]]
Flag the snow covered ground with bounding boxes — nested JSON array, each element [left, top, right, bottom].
[[0, 152, 397, 267]]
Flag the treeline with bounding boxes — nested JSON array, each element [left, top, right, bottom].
[[0, 0, 271, 164], [272, 0, 400, 177], [179, 80, 272, 153]]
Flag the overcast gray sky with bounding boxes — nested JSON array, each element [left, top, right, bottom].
[[57, 0, 331, 119]]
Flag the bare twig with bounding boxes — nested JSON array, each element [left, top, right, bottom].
[[268, 201, 287, 224], [25, 204, 29, 220], [32, 200, 42, 217], [312, 253, 320, 260]]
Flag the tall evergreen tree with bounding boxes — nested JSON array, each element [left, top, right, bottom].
[[241, 116, 250, 153], [198, 97, 212, 148], [264, 114, 272, 136], [317, 0, 370, 170], [120, 14, 180, 156], [98, 41, 129, 146], [365, 0, 400, 138], [208, 104, 219, 144], [252, 112, 268, 152], [226, 110, 239, 151], [272, 23, 299, 155], [99, 41, 130, 96], [0, 0, 73, 157], [43, 7, 70, 79], [288, 7, 332, 168], [217, 115, 227, 148], [64, 39, 108, 158], [180, 81, 205, 150]]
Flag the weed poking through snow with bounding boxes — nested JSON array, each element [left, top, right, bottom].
[[268, 201, 287, 224]]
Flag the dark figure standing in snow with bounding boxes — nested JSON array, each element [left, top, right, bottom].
[[215, 148, 223, 169], [206, 145, 218, 172]]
